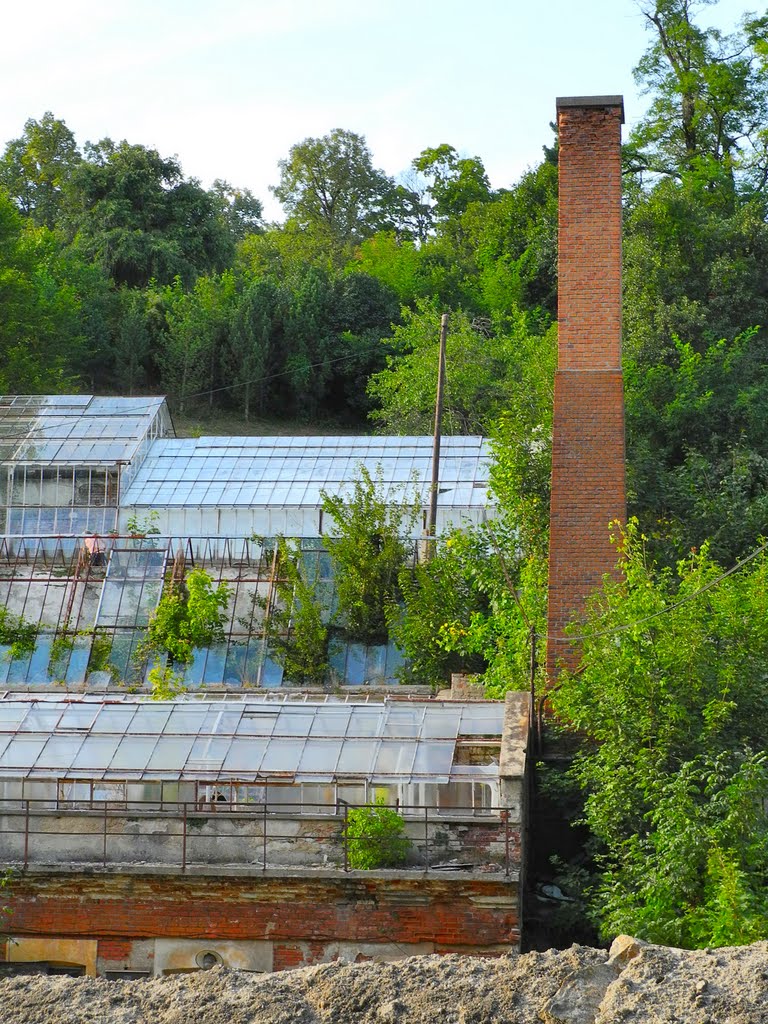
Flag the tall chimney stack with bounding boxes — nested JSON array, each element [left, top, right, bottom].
[[547, 96, 627, 678]]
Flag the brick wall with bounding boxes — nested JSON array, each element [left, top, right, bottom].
[[547, 96, 627, 677], [6, 871, 520, 972]]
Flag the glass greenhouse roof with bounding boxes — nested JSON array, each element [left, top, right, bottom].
[[121, 435, 490, 508], [0, 396, 167, 465], [0, 697, 504, 784]]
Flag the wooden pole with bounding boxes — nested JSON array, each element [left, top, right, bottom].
[[426, 313, 449, 557]]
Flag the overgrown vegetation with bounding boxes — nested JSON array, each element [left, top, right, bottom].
[[136, 568, 230, 696], [257, 538, 332, 687], [550, 521, 768, 947], [0, 607, 38, 658], [321, 467, 420, 645], [343, 798, 411, 869]]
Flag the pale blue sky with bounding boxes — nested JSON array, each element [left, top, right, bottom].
[[1, 0, 755, 219]]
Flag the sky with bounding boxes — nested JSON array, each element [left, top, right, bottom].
[[1, 0, 754, 220]]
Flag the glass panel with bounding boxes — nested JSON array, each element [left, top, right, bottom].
[[110, 735, 158, 771], [92, 708, 137, 733], [273, 711, 315, 737], [222, 737, 268, 772], [126, 707, 171, 734], [260, 739, 305, 773], [72, 735, 122, 769], [422, 708, 461, 739], [36, 736, 83, 769], [0, 706, 31, 731], [346, 709, 382, 738], [374, 741, 416, 776], [459, 706, 505, 736], [146, 736, 194, 771], [0, 737, 47, 767], [298, 739, 342, 774], [57, 705, 100, 731], [163, 707, 207, 734], [201, 708, 243, 735], [189, 736, 232, 765], [309, 709, 352, 737], [382, 707, 422, 738], [336, 739, 375, 775], [412, 741, 455, 777], [238, 711, 279, 736], [18, 707, 63, 732]]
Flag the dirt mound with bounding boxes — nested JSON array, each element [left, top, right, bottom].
[[2, 940, 768, 1024]]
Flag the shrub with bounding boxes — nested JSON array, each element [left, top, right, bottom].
[[343, 797, 411, 869]]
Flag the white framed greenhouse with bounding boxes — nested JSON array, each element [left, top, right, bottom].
[[0, 396, 491, 547], [0, 395, 172, 538], [119, 434, 491, 541], [0, 694, 505, 813]]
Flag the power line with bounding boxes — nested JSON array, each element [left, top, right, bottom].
[[540, 537, 768, 645], [0, 347, 377, 428]]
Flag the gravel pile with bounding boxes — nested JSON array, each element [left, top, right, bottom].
[[2, 938, 768, 1023]]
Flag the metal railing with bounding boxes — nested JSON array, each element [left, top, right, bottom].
[[0, 798, 515, 877]]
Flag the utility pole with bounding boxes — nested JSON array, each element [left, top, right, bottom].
[[425, 312, 449, 558]]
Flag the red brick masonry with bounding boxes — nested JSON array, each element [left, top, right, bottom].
[[5, 870, 520, 970], [547, 97, 627, 676]]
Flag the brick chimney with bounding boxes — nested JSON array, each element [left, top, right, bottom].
[[546, 96, 627, 678]]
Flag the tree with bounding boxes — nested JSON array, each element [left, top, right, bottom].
[[271, 129, 397, 247], [550, 521, 768, 946], [413, 144, 493, 221], [0, 191, 83, 392], [224, 276, 283, 421], [137, 568, 230, 669], [368, 301, 554, 436], [157, 272, 236, 414], [210, 179, 264, 242], [631, 1, 768, 192], [0, 112, 81, 227], [66, 139, 233, 286], [111, 287, 151, 394], [257, 538, 332, 687], [626, 328, 768, 564], [321, 467, 420, 645]]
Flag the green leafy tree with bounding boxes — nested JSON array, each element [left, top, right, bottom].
[[0, 112, 81, 227], [413, 144, 493, 221], [550, 520, 768, 946], [631, 1, 768, 191], [138, 568, 230, 671], [368, 302, 555, 437], [258, 538, 332, 687], [111, 287, 151, 394], [321, 467, 420, 645], [389, 530, 488, 688], [157, 272, 236, 414], [209, 178, 264, 242], [224, 276, 283, 421], [66, 139, 232, 287], [626, 329, 768, 564], [271, 129, 397, 249], [0, 191, 82, 392]]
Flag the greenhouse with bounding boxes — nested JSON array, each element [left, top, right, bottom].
[[0, 395, 172, 538], [0, 395, 493, 690], [0, 396, 491, 546], [0, 694, 504, 804], [119, 433, 490, 542], [0, 692, 526, 875]]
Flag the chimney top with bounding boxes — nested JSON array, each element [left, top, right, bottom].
[[556, 95, 625, 123]]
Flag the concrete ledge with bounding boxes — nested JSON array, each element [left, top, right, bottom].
[[556, 94, 625, 122], [7, 862, 520, 882]]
